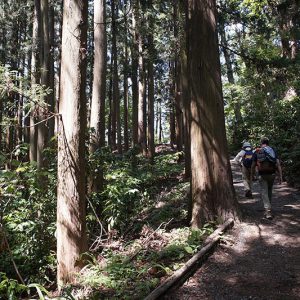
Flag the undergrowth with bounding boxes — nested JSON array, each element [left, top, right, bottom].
[[0, 147, 217, 299]]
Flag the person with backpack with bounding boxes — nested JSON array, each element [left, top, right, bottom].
[[233, 141, 254, 198], [251, 137, 283, 219]]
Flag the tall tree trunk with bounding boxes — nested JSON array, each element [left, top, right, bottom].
[[37, 0, 50, 168], [147, 0, 155, 162], [158, 100, 163, 143], [111, 0, 121, 152], [16, 22, 27, 148], [148, 61, 155, 162], [17, 76, 23, 147], [107, 54, 113, 148], [169, 60, 176, 148], [174, 2, 183, 152], [180, 41, 191, 179], [169, 92, 176, 148], [123, 5, 129, 152], [137, 12, 147, 155], [54, 0, 64, 134], [48, 1, 55, 138], [29, 0, 41, 163], [90, 0, 107, 192], [5, 19, 19, 169], [57, 0, 88, 286], [131, 0, 139, 147], [188, 0, 240, 228]]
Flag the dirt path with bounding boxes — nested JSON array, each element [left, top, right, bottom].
[[165, 163, 300, 300]]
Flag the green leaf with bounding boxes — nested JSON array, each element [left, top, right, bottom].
[[184, 246, 194, 254], [28, 283, 49, 300]]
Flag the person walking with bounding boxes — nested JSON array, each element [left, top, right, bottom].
[[233, 141, 254, 198], [251, 137, 283, 219]]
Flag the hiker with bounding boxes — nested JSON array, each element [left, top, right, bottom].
[[251, 137, 283, 219], [233, 141, 254, 198]]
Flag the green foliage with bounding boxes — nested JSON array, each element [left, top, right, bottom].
[[150, 223, 215, 264], [0, 273, 50, 300], [0, 159, 57, 283], [222, 0, 300, 185], [79, 252, 157, 299], [0, 273, 27, 300], [78, 222, 216, 299], [89, 150, 185, 233]]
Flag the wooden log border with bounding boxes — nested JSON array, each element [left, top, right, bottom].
[[144, 218, 234, 300]]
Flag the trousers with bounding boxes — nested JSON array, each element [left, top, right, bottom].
[[259, 173, 276, 210], [242, 165, 252, 191]]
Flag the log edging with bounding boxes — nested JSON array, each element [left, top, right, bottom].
[[144, 218, 234, 300]]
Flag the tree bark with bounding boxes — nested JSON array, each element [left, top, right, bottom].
[[131, 0, 139, 147], [57, 0, 88, 286], [148, 54, 155, 162], [111, 0, 121, 152], [107, 54, 113, 148], [169, 61, 176, 149], [123, 2, 129, 152], [36, 0, 50, 169], [137, 13, 147, 155], [29, 0, 41, 163], [90, 0, 107, 192], [48, 1, 55, 138], [174, 2, 183, 152], [180, 37, 191, 179], [188, 0, 240, 228]]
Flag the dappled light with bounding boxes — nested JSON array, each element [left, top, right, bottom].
[[0, 0, 299, 298], [166, 162, 300, 299]]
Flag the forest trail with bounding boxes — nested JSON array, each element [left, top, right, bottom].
[[165, 161, 300, 300]]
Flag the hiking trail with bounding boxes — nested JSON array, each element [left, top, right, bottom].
[[165, 161, 300, 300]]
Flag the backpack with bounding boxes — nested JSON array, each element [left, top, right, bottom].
[[256, 146, 277, 173], [242, 149, 253, 168]]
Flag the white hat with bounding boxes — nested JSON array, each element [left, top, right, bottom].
[[242, 141, 251, 148]]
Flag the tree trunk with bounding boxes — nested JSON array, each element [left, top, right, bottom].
[[174, 2, 183, 152], [57, 0, 88, 286], [123, 4, 129, 152], [48, 2, 55, 138], [111, 0, 121, 152], [29, 0, 41, 163], [137, 17, 147, 155], [54, 0, 64, 135], [37, 0, 50, 168], [148, 58, 155, 162], [108, 54, 113, 148], [90, 0, 107, 192], [131, 0, 139, 147], [188, 0, 240, 228], [158, 100, 163, 144], [169, 93, 176, 148], [147, 0, 155, 162], [169, 60, 176, 149], [180, 42, 191, 179]]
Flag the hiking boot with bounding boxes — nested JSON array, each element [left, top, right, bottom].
[[264, 210, 273, 220], [245, 190, 253, 198]]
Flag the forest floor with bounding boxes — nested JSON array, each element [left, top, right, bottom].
[[164, 161, 300, 300]]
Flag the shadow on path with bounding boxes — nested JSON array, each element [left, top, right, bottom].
[[165, 162, 300, 300]]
